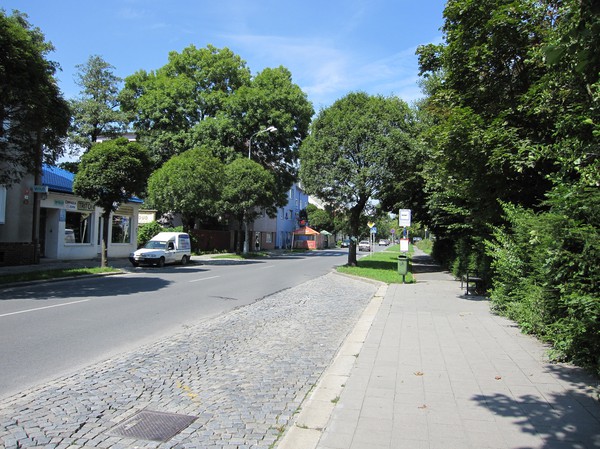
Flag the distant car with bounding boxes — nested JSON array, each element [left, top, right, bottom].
[[378, 239, 389, 246], [413, 237, 422, 243], [358, 240, 371, 251], [341, 239, 351, 248]]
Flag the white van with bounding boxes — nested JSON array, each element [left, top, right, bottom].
[[129, 232, 192, 267]]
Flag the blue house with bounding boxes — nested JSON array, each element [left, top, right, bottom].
[[251, 183, 309, 250]]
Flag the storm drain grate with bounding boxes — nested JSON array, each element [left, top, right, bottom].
[[109, 409, 198, 442]]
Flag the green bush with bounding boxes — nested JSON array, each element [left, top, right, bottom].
[[486, 187, 600, 375], [136, 222, 183, 248]]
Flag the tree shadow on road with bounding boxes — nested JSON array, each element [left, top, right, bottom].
[[0, 275, 174, 301]]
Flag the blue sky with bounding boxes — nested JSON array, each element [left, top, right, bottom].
[[4, 0, 446, 111]]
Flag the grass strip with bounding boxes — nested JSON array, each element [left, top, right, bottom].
[[337, 246, 415, 284], [0, 267, 120, 285]]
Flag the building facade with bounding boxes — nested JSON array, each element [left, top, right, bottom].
[[251, 183, 309, 250], [0, 165, 142, 265]]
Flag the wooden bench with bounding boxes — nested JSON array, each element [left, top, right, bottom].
[[462, 271, 484, 295]]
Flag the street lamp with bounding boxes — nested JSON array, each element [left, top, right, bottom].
[[248, 125, 277, 159]]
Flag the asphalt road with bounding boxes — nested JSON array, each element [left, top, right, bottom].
[[0, 249, 353, 399]]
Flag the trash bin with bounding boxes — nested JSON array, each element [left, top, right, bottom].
[[397, 254, 408, 275]]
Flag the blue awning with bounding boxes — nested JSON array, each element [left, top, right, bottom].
[[42, 164, 74, 193], [42, 164, 143, 203]]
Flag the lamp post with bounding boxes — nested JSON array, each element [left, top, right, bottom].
[[242, 126, 277, 254], [248, 125, 277, 159]]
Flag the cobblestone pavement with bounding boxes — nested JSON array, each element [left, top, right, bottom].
[[0, 272, 377, 449]]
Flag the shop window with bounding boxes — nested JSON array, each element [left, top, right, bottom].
[[65, 212, 92, 244], [111, 214, 131, 243]]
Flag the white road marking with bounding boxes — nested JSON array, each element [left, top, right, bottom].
[[0, 299, 91, 318], [189, 276, 220, 283]]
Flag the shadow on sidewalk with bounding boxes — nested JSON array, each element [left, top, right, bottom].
[[471, 365, 599, 448], [411, 253, 445, 274]]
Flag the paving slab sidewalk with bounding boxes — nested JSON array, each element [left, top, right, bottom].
[[280, 249, 600, 449]]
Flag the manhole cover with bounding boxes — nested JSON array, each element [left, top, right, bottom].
[[109, 409, 197, 442]]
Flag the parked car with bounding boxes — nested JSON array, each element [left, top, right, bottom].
[[358, 240, 371, 251], [129, 232, 192, 267], [378, 239, 389, 246], [340, 239, 351, 248]]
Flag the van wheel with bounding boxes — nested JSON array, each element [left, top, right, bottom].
[[181, 255, 188, 265], [157, 257, 165, 268]]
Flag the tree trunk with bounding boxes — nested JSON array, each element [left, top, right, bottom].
[[243, 219, 250, 254], [347, 199, 367, 266], [101, 210, 110, 267]]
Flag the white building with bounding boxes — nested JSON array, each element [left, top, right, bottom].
[[0, 165, 142, 265]]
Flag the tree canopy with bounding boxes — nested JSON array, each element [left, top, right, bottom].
[[146, 146, 224, 229], [416, 0, 599, 374], [0, 9, 70, 185], [299, 92, 417, 265], [119, 44, 251, 165], [73, 138, 151, 266], [120, 45, 313, 205], [221, 158, 279, 253], [68, 55, 126, 153]]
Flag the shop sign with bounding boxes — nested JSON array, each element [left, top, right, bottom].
[[138, 212, 155, 225], [54, 200, 65, 206], [65, 200, 77, 211], [77, 200, 95, 211]]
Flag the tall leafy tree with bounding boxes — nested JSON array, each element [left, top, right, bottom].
[[299, 92, 417, 266], [120, 46, 313, 206], [415, 0, 557, 271], [305, 204, 334, 232], [73, 138, 151, 267], [119, 44, 251, 166], [417, 0, 600, 372], [146, 146, 225, 229], [0, 9, 70, 185], [68, 55, 126, 153], [221, 158, 278, 254], [202, 66, 314, 196]]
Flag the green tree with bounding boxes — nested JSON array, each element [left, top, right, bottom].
[[73, 138, 151, 267], [119, 44, 251, 166], [299, 92, 417, 266], [120, 46, 313, 206], [415, 0, 557, 273], [202, 66, 314, 196], [417, 0, 599, 371], [221, 158, 278, 254], [305, 204, 334, 232], [68, 55, 126, 153], [0, 9, 70, 185], [146, 146, 224, 230]]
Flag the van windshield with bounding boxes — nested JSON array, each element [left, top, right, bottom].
[[144, 240, 166, 249]]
